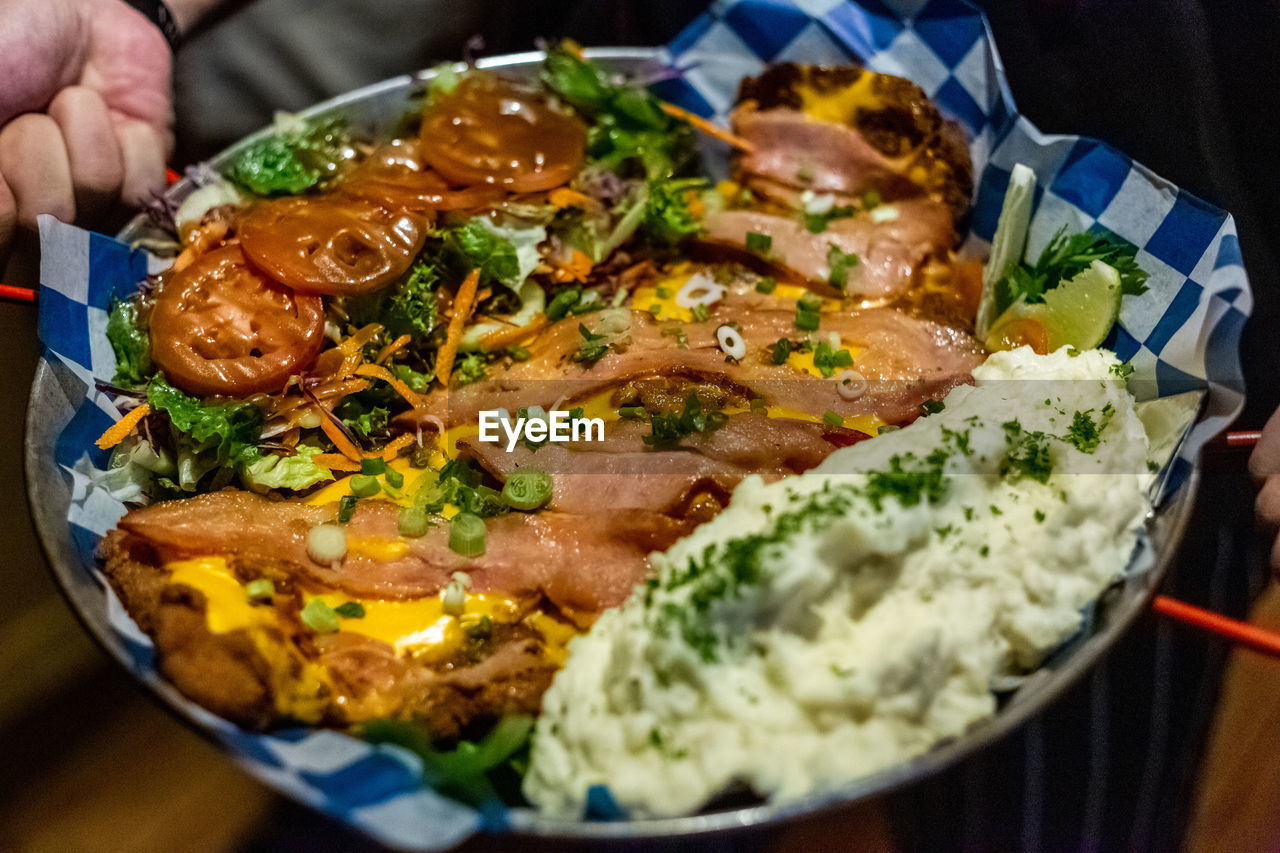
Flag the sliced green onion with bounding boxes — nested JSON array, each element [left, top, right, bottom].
[[334, 601, 366, 619], [546, 287, 582, 322], [823, 410, 844, 427], [795, 309, 821, 331], [863, 189, 881, 209], [360, 457, 387, 475], [338, 494, 358, 523], [772, 338, 792, 365], [755, 276, 777, 294], [502, 470, 553, 511], [300, 599, 340, 633], [449, 513, 486, 557], [648, 303, 662, 316], [307, 524, 347, 565], [619, 406, 646, 419], [442, 573, 469, 616], [690, 304, 709, 323], [350, 474, 380, 497], [797, 293, 822, 312], [509, 345, 531, 362], [745, 231, 772, 253], [399, 505, 430, 538], [245, 578, 274, 601], [656, 286, 672, 298], [384, 467, 405, 488]]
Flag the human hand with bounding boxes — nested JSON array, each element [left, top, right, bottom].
[[0, 0, 174, 256], [1250, 407, 1280, 571]]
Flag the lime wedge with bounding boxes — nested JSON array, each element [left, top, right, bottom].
[[976, 163, 1037, 339], [985, 260, 1122, 352]]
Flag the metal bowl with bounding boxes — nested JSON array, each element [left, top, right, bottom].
[[24, 49, 1199, 843]]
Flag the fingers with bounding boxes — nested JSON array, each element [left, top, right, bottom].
[[1258, 476, 1280, 530], [47, 86, 124, 220], [112, 116, 166, 207], [0, 113, 75, 230], [1250, 406, 1280, 480]]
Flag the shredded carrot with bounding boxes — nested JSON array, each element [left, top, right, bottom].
[[660, 102, 754, 153], [478, 313, 547, 351], [355, 363, 429, 409], [319, 414, 363, 461], [435, 269, 480, 388], [95, 404, 151, 450], [372, 433, 416, 460], [375, 334, 412, 365], [548, 187, 592, 208], [551, 249, 594, 284], [312, 453, 362, 472]]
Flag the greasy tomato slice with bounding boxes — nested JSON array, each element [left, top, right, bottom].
[[339, 139, 507, 212], [419, 74, 586, 192], [151, 245, 325, 397], [238, 196, 426, 295]]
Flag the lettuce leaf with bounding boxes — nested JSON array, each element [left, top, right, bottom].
[[239, 445, 334, 493], [106, 297, 153, 387]]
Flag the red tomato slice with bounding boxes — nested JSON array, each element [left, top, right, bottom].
[[419, 74, 586, 193], [339, 139, 508, 212], [238, 196, 426, 295], [151, 245, 326, 396]]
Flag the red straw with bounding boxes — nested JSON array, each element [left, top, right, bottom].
[[1153, 595, 1280, 658], [0, 284, 36, 303]]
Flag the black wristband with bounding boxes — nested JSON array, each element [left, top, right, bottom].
[[123, 0, 183, 52]]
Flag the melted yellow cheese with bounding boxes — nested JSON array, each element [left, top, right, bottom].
[[167, 557, 271, 633], [165, 555, 581, 671], [796, 73, 884, 126], [309, 591, 521, 658], [307, 457, 432, 507]]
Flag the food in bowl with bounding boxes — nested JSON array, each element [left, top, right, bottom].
[[91, 43, 1153, 813]]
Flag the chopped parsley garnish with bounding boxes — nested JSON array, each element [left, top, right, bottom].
[[827, 244, 859, 289], [1110, 362, 1135, 379], [643, 393, 728, 448], [999, 420, 1054, 484], [1063, 405, 1114, 454], [1034, 509, 1046, 523], [863, 449, 949, 511]]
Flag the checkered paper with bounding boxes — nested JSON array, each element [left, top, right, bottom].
[[32, 0, 1251, 846]]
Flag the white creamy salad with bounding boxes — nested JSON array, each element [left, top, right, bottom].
[[524, 347, 1155, 817]]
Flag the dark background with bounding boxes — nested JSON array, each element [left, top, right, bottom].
[[2, 1, 1278, 850]]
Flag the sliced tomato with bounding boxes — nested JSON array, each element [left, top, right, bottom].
[[419, 74, 586, 192], [151, 245, 325, 396], [238, 196, 426, 295], [339, 139, 507, 212]]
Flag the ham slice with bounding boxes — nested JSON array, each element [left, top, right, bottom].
[[398, 306, 984, 430], [456, 413, 868, 517], [701, 200, 955, 300], [118, 490, 686, 612]]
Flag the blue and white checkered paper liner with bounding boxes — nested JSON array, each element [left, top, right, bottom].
[[33, 0, 1251, 846]]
